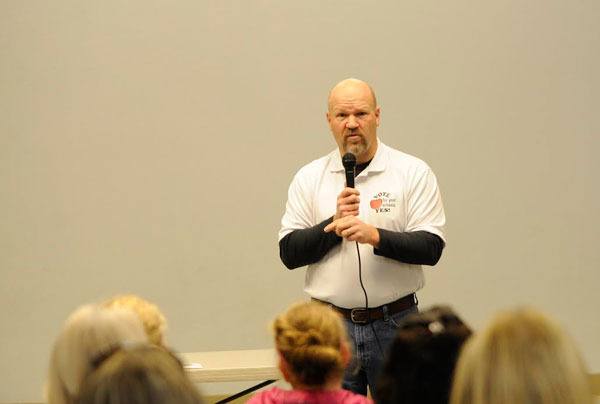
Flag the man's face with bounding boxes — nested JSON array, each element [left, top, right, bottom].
[[327, 82, 380, 163]]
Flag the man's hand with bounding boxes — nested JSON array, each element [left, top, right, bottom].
[[324, 216, 380, 247], [334, 187, 361, 220]]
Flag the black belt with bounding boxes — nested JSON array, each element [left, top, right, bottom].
[[313, 293, 417, 324]]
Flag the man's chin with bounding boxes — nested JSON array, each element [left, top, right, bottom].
[[345, 144, 365, 157]]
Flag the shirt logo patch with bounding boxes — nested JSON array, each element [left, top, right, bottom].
[[370, 192, 396, 213]]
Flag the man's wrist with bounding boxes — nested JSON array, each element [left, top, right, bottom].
[[370, 226, 380, 248]]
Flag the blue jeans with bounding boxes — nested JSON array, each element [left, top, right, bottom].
[[342, 305, 418, 399]]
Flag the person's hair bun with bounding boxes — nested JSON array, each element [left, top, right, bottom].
[[272, 302, 347, 387]]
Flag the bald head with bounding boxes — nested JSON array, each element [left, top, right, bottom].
[[326, 78, 380, 163], [328, 78, 378, 111]]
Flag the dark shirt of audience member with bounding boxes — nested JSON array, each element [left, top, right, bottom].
[[76, 344, 204, 404], [376, 306, 472, 404], [248, 301, 373, 404], [45, 304, 148, 404], [450, 307, 592, 404], [102, 294, 167, 346]]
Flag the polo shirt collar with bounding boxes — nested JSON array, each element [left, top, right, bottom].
[[328, 138, 387, 174]]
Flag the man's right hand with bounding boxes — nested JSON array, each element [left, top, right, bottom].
[[334, 187, 360, 220]]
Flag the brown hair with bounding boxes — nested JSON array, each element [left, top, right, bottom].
[[76, 344, 203, 404], [377, 306, 472, 404], [273, 301, 348, 387], [451, 307, 592, 404]]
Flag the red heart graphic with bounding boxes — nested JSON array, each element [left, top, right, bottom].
[[370, 199, 383, 209]]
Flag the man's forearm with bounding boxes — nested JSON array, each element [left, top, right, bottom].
[[279, 217, 342, 269], [374, 229, 445, 265]]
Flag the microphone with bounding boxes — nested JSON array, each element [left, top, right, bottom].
[[342, 152, 357, 188]]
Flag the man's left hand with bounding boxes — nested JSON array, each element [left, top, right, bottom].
[[324, 216, 380, 247]]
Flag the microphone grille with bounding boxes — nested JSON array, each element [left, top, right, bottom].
[[342, 152, 356, 168]]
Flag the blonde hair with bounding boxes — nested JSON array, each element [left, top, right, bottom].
[[450, 307, 592, 404], [273, 301, 348, 387], [102, 294, 166, 346], [77, 345, 204, 404], [46, 305, 147, 404]]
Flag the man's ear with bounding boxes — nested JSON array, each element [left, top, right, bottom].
[[326, 111, 331, 124], [375, 106, 381, 127]]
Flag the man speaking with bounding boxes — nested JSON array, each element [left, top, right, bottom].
[[278, 78, 446, 398]]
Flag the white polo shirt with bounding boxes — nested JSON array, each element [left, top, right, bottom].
[[279, 140, 446, 308]]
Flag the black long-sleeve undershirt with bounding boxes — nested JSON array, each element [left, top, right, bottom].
[[374, 229, 444, 265], [279, 217, 342, 269], [279, 218, 445, 269]]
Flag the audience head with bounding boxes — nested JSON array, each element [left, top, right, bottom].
[[46, 304, 147, 404], [376, 305, 472, 404], [273, 301, 350, 389], [76, 344, 203, 404], [102, 294, 167, 346], [450, 307, 592, 404]]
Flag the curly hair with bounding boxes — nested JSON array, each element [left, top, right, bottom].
[[102, 294, 167, 346]]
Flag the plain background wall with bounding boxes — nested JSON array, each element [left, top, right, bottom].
[[1, 1, 599, 401]]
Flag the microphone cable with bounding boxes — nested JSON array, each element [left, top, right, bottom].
[[355, 241, 384, 356], [342, 152, 384, 355]]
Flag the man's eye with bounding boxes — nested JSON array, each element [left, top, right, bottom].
[[337, 114, 347, 119]]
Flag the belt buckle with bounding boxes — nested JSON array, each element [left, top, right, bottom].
[[350, 308, 368, 324]]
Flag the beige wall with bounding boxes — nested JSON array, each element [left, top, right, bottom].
[[1, 1, 599, 401]]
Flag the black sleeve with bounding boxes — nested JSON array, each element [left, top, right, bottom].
[[279, 217, 342, 270], [374, 229, 445, 266]]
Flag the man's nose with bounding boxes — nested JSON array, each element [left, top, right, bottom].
[[346, 115, 359, 129]]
